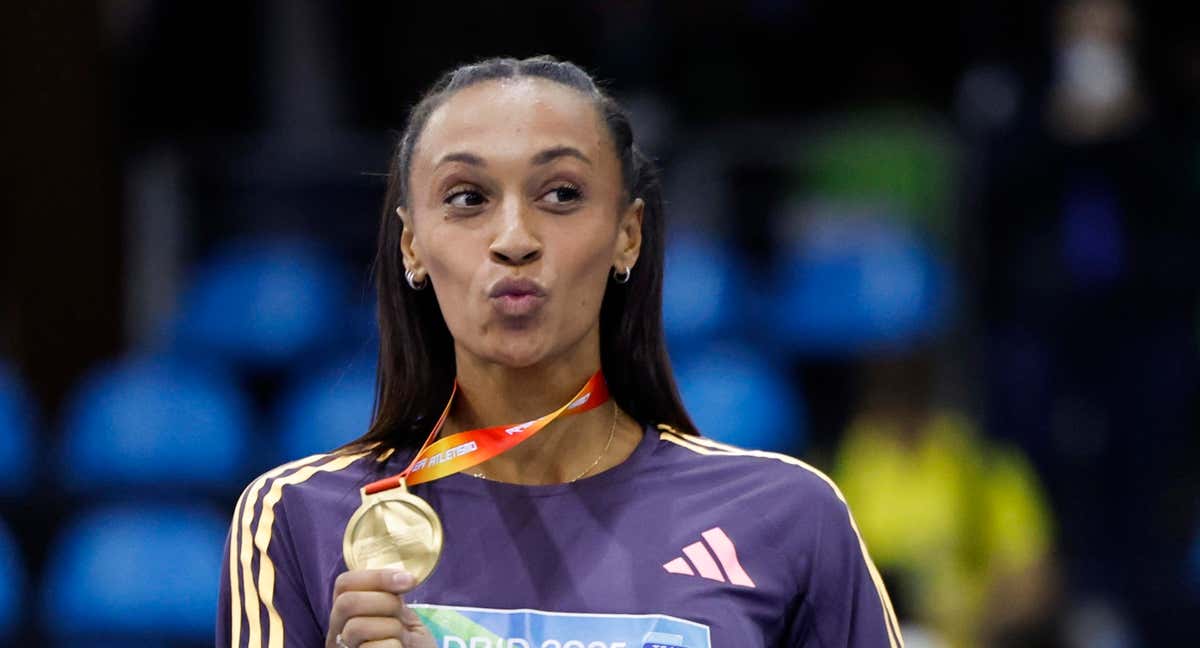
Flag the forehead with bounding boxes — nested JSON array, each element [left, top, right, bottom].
[[416, 78, 609, 164]]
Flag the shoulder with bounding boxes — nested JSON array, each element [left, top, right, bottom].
[[236, 448, 383, 497], [227, 447, 398, 583], [653, 424, 849, 513], [653, 427, 902, 643], [224, 450, 395, 645], [231, 447, 396, 528]]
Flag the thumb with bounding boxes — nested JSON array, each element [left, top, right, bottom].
[[382, 569, 415, 594]]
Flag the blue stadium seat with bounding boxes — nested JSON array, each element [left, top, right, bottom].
[[58, 356, 250, 492], [769, 213, 949, 355], [662, 234, 746, 352], [170, 238, 351, 369], [0, 363, 35, 496], [673, 344, 807, 454], [274, 359, 377, 463], [40, 504, 226, 643], [0, 518, 22, 640]]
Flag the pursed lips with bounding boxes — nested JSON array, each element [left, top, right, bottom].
[[487, 277, 548, 318]]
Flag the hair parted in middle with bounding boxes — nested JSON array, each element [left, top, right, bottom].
[[349, 55, 697, 457]]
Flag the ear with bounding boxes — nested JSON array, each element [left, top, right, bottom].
[[396, 205, 426, 280], [613, 197, 644, 272]]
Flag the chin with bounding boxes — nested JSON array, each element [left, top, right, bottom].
[[483, 334, 552, 369]]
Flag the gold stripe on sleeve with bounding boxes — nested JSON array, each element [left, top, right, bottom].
[[254, 452, 371, 648], [235, 453, 337, 648], [656, 428, 719, 455], [228, 483, 250, 647], [658, 427, 904, 648]]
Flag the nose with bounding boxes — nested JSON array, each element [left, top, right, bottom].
[[489, 198, 543, 266]]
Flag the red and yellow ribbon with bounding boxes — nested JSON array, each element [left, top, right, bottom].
[[364, 371, 610, 493]]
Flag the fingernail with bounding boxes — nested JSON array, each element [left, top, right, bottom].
[[390, 571, 413, 589]]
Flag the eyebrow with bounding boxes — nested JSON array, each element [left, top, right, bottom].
[[433, 146, 592, 170]]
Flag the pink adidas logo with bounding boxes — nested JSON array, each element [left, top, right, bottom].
[[662, 527, 756, 588]]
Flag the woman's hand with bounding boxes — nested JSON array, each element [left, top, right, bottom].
[[326, 569, 435, 648]]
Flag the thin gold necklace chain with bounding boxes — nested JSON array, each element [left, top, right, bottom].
[[470, 400, 619, 483]]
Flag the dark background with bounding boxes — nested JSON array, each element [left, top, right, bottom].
[[2, 1, 1199, 646]]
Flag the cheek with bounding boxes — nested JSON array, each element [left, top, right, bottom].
[[417, 225, 488, 319], [420, 217, 487, 273], [551, 226, 616, 319]]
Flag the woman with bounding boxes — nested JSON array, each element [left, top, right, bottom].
[[218, 56, 902, 648]]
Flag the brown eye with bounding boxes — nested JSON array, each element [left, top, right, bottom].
[[541, 184, 582, 205], [445, 190, 486, 208]]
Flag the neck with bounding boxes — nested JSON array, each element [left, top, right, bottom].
[[442, 334, 640, 485], [451, 346, 601, 430]]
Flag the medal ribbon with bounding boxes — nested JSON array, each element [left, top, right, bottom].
[[364, 370, 610, 493]]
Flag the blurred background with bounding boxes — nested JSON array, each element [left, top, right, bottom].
[[2, 1, 1199, 646]]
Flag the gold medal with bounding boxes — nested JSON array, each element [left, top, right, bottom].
[[341, 371, 610, 586], [342, 481, 443, 585]]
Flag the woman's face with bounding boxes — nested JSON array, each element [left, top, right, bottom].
[[399, 78, 643, 369]]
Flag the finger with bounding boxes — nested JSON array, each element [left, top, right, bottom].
[[360, 641, 404, 648], [395, 596, 424, 631], [340, 616, 405, 647], [329, 591, 405, 637], [334, 569, 415, 598]]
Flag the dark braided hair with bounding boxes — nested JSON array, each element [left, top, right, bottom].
[[350, 55, 696, 455]]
